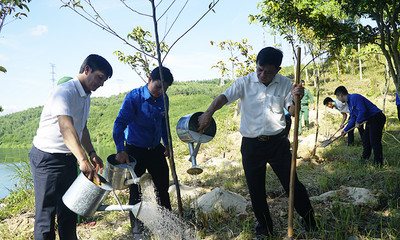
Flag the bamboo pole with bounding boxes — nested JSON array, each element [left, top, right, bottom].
[[287, 46, 302, 239]]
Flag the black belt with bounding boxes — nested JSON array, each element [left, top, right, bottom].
[[255, 131, 285, 142], [55, 152, 73, 157], [126, 143, 157, 151]]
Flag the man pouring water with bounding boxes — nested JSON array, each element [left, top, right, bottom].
[[198, 47, 317, 238], [29, 54, 113, 240]]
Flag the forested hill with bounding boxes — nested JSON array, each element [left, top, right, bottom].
[[0, 79, 231, 149]]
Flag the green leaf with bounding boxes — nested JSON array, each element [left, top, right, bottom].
[[0, 66, 7, 73]]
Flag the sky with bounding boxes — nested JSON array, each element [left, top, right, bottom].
[[0, 0, 295, 116]]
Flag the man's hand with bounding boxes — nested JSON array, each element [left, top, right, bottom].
[[79, 159, 99, 183], [88, 152, 104, 174], [116, 151, 130, 165], [164, 146, 170, 159], [340, 130, 347, 137], [198, 112, 212, 134], [292, 83, 304, 100]]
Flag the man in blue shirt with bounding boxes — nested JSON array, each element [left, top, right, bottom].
[[335, 86, 386, 166], [113, 66, 173, 236], [323, 97, 364, 146]]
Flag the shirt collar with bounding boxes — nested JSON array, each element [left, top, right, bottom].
[[347, 94, 352, 104], [142, 83, 164, 101], [249, 72, 281, 86], [73, 78, 91, 98], [143, 84, 152, 100], [253, 72, 281, 86]]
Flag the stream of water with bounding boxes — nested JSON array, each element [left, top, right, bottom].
[[137, 177, 196, 240]]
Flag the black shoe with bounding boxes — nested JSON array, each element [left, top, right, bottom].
[[130, 217, 144, 234], [302, 212, 317, 232], [256, 223, 273, 239], [133, 233, 146, 240]]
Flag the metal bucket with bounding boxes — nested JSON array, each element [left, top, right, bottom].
[[176, 112, 217, 143], [105, 154, 137, 190], [62, 172, 113, 218]]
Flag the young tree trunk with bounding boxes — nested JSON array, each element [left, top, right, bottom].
[[336, 59, 340, 77], [358, 39, 363, 81]]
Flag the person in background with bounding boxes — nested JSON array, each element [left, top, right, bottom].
[[335, 86, 386, 166], [29, 54, 113, 240], [396, 93, 400, 121], [299, 80, 314, 135], [57, 76, 73, 85], [113, 66, 173, 238], [323, 97, 364, 146], [198, 47, 316, 239], [283, 108, 292, 138]]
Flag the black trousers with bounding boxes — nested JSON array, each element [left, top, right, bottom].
[[283, 114, 292, 138], [347, 125, 364, 146], [29, 145, 78, 240], [362, 112, 386, 165], [397, 104, 400, 121], [126, 143, 171, 224], [241, 133, 314, 234]]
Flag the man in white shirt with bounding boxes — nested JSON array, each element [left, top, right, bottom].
[[198, 47, 316, 238], [29, 54, 113, 240], [323, 97, 364, 145]]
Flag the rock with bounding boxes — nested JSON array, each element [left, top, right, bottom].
[[197, 187, 248, 214], [310, 186, 380, 208], [168, 183, 209, 200], [200, 157, 241, 169], [236, 212, 247, 221], [348, 235, 358, 240]]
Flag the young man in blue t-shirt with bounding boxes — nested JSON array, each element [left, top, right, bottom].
[[335, 86, 386, 166]]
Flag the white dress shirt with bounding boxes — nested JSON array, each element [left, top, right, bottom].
[[223, 72, 293, 138], [33, 78, 91, 153]]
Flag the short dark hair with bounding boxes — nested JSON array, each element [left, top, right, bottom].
[[323, 97, 334, 105], [150, 66, 174, 85], [79, 54, 113, 79], [256, 47, 283, 69], [334, 86, 348, 96]]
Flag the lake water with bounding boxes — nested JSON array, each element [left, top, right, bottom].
[[0, 146, 117, 200], [0, 148, 30, 200]]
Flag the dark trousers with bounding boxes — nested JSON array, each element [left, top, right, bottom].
[[29, 145, 78, 240], [240, 133, 314, 234], [362, 112, 386, 165], [397, 104, 400, 121], [283, 114, 292, 138], [126, 143, 171, 228], [347, 125, 364, 146]]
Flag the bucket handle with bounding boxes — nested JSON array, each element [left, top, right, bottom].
[[125, 165, 141, 185]]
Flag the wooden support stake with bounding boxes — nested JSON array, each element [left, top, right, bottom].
[[287, 46, 302, 239]]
